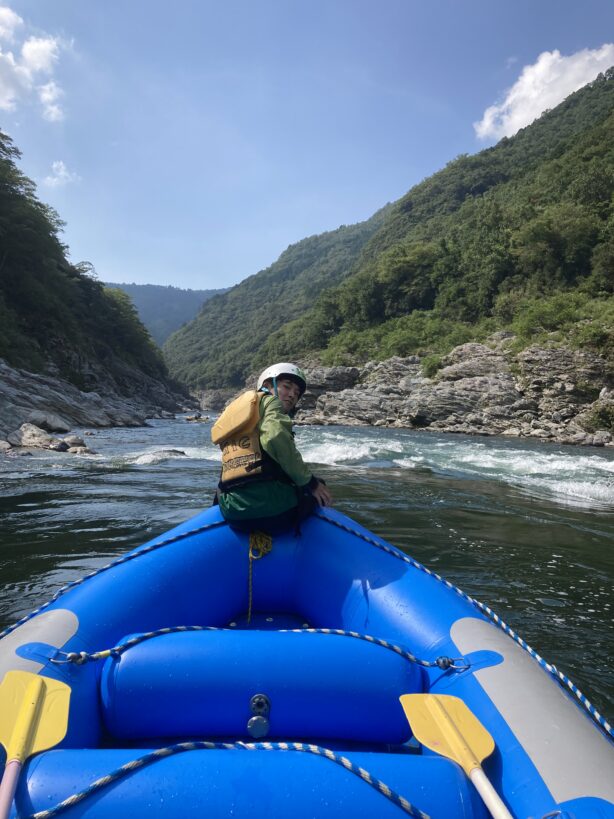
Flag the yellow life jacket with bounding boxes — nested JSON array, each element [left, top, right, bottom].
[[211, 391, 265, 487]]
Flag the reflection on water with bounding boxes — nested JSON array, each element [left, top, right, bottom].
[[1, 419, 613, 721]]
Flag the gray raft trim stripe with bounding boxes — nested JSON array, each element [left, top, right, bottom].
[[316, 513, 614, 742], [23, 741, 429, 819], [451, 617, 614, 804], [0, 609, 79, 683]]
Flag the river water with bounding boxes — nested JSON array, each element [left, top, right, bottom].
[[1, 419, 612, 721]]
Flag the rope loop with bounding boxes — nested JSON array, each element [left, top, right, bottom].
[[52, 624, 463, 674], [22, 740, 430, 819]]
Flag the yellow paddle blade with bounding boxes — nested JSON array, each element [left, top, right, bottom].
[[400, 693, 495, 776], [0, 671, 70, 763]]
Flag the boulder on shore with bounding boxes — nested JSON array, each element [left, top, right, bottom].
[[297, 338, 614, 447], [7, 423, 58, 449]]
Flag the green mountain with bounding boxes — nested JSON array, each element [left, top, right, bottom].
[[163, 206, 392, 387], [167, 67, 614, 389], [0, 130, 177, 398], [103, 283, 228, 346]]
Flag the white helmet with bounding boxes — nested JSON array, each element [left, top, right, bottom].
[[257, 362, 307, 396]]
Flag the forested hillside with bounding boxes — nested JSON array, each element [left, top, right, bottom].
[[0, 130, 173, 394], [165, 67, 614, 390], [104, 282, 227, 345], [163, 206, 391, 386]]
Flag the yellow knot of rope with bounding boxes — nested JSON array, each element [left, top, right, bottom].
[[249, 531, 273, 561], [247, 531, 273, 623]]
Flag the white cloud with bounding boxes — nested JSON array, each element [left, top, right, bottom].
[[39, 79, 63, 121], [0, 6, 22, 42], [475, 44, 614, 140], [0, 46, 23, 109], [43, 160, 80, 187], [0, 7, 65, 120], [20, 35, 60, 75]]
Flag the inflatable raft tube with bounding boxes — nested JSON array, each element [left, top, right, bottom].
[[0, 506, 612, 818]]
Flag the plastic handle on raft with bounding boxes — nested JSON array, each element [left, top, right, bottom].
[[469, 768, 513, 819]]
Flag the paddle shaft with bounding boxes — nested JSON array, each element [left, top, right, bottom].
[[469, 768, 513, 819], [429, 698, 512, 819], [0, 761, 21, 819], [400, 694, 513, 819]]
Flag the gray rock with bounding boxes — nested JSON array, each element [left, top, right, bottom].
[[62, 434, 86, 447], [0, 440, 11, 452], [569, 432, 589, 445], [361, 357, 420, 387], [439, 344, 508, 381], [591, 430, 612, 446], [198, 388, 237, 412], [510, 398, 538, 412], [399, 373, 520, 426], [26, 411, 72, 433], [528, 428, 554, 438], [306, 365, 360, 389], [7, 423, 56, 448], [0, 357, 182, 440], [309, 389, 385, 426], [296, 337, 613, 448], [48, 440, 69, 452]]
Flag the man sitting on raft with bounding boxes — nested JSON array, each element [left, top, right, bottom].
[[211, 362, 332, 533]]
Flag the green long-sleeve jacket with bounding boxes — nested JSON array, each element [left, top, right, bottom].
[[218, 392, 315, 521]]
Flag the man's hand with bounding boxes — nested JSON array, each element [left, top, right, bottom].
[[311, 480, 333, 507]]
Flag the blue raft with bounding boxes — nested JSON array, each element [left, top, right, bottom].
[[1, 506, 613, 818]]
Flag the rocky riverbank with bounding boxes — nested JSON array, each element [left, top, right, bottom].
[[200, 336, 614, 447], [0, 358, 186, 455], [297, 338, 614, 447]]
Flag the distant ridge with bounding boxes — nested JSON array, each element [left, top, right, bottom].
[[104, 282, 228, 346]]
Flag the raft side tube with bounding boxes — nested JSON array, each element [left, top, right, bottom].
[[21, 748, 487, 819]]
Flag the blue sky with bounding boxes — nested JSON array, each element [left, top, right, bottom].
[[2, 1, 613, 289]]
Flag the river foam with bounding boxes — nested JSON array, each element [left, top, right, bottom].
[[297, 426, 614, 510]]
